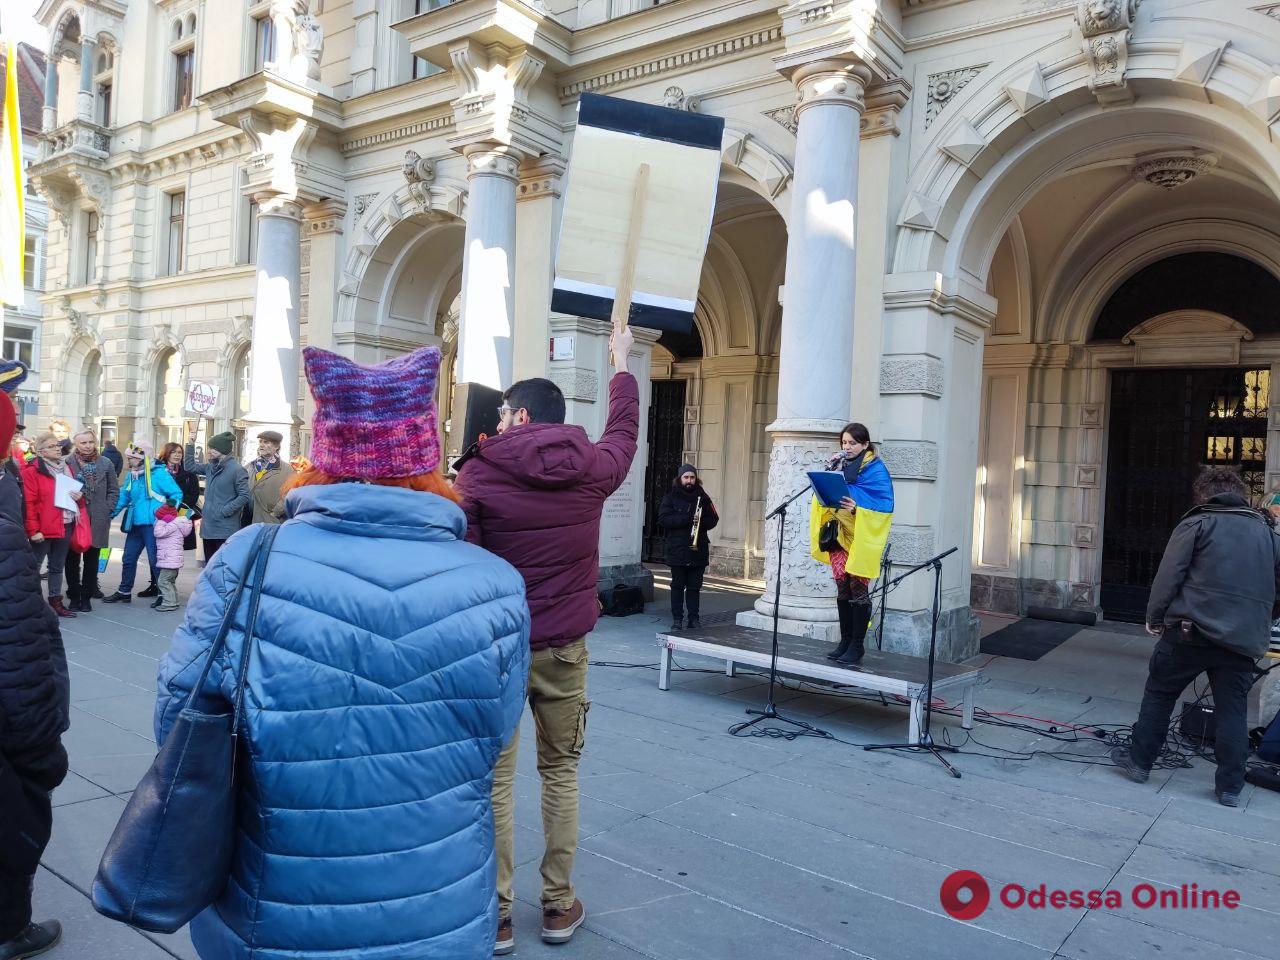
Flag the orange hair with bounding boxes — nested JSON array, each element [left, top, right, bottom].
[[283, 465, 461, 504]]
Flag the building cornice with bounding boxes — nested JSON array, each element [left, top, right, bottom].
[[559, 18, 785, 100], [341, 112, 456, 157]]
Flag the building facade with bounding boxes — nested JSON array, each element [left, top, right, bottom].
[[3, 42, 49, 425], [27, 0, 1280, 659]]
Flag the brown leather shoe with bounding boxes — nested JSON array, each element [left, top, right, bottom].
[[493, 916, 514, 956], [48, 596, 77, 619], [541, 899, 585, 944]]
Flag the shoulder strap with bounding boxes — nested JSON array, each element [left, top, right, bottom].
[[181, 525, 272, 711], [231, 524, 281, 725]]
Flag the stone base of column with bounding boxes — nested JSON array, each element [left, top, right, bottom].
[[734, 609, 840, 642], [877, 605, 980, 663], [597, 562, 654, 603]]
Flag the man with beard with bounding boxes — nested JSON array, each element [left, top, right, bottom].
[[658, 463, 719, 630]]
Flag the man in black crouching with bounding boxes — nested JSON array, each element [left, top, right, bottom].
[[658, 464, 718, 631], [1112, 466, 1280, 806]]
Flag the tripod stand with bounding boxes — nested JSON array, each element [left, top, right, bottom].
[[729, 483, 831, 740], [864, 546, 962, 777]]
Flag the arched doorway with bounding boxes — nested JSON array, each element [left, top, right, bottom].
[[646, 178, 788, 579], [152, 348, 185, 450]]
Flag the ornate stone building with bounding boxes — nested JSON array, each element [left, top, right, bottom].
[[27, 0, 1280, 658]]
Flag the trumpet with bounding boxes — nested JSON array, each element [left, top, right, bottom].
[[691, 496, 703, 548]]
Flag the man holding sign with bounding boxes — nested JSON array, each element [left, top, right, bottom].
[[456, 322, 636, 953]]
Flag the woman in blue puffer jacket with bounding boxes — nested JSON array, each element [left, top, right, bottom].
[[104, 442, 184, 602], [152, 346, 530, 960]]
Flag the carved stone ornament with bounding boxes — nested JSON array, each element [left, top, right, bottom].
[[293, 12, 324, 83], [1130, 150, 1218, 190], [763, 104, 798, 134], [662, 86, 700, 112], [925, 66, 983, 128], [1122, 309, 1252, 366], [1076, 0, 1138, 105], [401, 149, 436, 207], [61, 296, 89, 339], [352, 192, 379, 224]]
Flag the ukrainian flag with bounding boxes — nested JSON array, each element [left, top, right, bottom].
[[809, 452, 895, 578], [1, 38, 24, 307]]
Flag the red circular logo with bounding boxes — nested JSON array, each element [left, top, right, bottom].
[[940, 870, 990, 920]]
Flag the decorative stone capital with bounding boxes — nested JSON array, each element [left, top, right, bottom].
[[518, 156, 565, 201], [446, 40, 557, 159], [861, 77, 911, 139], [791, 60, 872, 118], [463, 144, 522, 182], [303, 199, 346, 235], [253, 193, 305, 221]]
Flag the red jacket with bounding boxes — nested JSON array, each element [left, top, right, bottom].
[[21, 458, 71, 540], [457, 373, 639, 650]]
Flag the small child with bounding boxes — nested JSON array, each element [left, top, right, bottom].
[[153, 502, 193, 612]]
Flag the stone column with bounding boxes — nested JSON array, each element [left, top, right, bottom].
[[244, 194, 304, 455], [301, 200, 344, 353], [458, 144, 520, 390], [738, 60, 869, 640], [42, 53, 58, 131], [77, 37, 94, 122]]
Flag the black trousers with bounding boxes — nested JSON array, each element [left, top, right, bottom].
[[670, 565, 705, 620], [1129, 636, 1256, 795], [203, 538, 226, 562], [0, 746, 67, 941], [64, 546, 101, 602]]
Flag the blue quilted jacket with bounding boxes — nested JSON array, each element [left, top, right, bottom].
[[154, 484, 531, 960]]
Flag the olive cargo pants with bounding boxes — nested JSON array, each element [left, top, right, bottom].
[[492, 637, 590, 917]]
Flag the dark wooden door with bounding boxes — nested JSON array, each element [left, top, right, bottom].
[[643, 380, 687, 563], [1101, 367, 1269, 621]]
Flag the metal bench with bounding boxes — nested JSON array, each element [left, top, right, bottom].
[[656, 622, 981, 744]]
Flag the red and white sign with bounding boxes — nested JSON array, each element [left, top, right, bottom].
[[184, 380, 220, 416]]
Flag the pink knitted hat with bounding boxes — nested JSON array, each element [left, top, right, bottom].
[[303, 345, 442, 478]]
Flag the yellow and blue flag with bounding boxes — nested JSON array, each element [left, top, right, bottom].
[[0, 38, 26, 306], [810, 451, 895, 578]]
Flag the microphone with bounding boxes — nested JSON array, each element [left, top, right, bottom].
[[826, 451, 849, 471]]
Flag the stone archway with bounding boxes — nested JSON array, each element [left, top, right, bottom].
[[881, 27, 1280, 652]]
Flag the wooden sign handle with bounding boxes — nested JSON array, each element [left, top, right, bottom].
[[610, 162, 651, 332]]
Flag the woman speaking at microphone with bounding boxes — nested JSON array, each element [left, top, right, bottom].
[[809, 423, 894, 665]]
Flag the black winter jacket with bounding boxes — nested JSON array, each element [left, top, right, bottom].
[[0, 511, 71, 761], [657, 483, 719, 567], [1146, 493, 1280, 659]]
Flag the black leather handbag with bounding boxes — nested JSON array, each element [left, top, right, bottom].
[[91, 524, 279, 933]]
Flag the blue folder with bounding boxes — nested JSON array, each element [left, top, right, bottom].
[[807, 471, 854, 509]]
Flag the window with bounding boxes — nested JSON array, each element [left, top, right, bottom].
[[2, 326, 34, 367], [253, 13, 275, 72], [154, 349, 185, 446], [23, 237, 42, 291], [411, 57, 436, 80], [233, 346, 252, 420], [94, 51, 114, 126], [24, 159, 37, 198], [84, 211, 99, 285], [173, 48, 193, 110], [169, 18, 196, 112], [409, 0, 444, 79], [165, 192, 186, 275]]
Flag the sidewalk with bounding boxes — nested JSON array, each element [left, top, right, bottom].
[[34, 557, 1280, 959]]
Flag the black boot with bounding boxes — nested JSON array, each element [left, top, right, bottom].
[[0, 920, 62, 960], [835, 602, 871, 666], [670, 613, 684, 631], [138, 583, 159, 598], [827, 601, 855, 660], [686, 614, 701, 630]]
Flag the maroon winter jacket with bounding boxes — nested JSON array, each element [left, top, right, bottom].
[[457, 373, 639, 650]]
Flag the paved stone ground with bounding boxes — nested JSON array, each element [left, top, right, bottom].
[[32, 557, 1280, 959]]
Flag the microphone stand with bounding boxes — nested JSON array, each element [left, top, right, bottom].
[[729, 481, 830, 740], [874, 542, 892, 652], [863, 546, 961, 778]]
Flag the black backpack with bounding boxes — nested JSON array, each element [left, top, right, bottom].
[[599, 583, 645, 617]]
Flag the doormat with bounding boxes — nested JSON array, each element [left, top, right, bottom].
[[981, 618, 1085, 661]]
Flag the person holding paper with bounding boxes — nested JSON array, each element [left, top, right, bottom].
[[21, 433, 84, 619], [64, 429, 119, 612], [809, 423, 895, 665]]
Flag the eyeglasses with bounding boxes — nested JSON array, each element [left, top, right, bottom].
[[497, 404, 516, 418]]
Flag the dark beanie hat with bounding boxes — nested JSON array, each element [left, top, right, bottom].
[[208, 432, 235, 455], [678, 463, 698, 478]]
